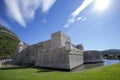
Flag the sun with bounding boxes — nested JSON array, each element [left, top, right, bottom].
[[94, 0, 110, 11]]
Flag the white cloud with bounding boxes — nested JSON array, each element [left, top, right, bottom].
[[64, 0, 94, 28], [76, 17, 82, 21], [64, 17, 75, 28], [76, 17, 86, 22], [19, 0, 41, 20], [72, 0, 94, 18], [4, 0, 56, 27], [41, 0, 56, 12], [4, 0, 26, 27]]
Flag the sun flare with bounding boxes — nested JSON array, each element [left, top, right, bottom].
[[95, 0, 110, 11]]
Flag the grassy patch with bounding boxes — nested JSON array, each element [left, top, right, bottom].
[[0, 63, 120, 80]]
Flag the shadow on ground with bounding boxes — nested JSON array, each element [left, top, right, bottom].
[[0, 66, 55, 73], [36, 67, 56, 73], [0, 66, 28, 70]]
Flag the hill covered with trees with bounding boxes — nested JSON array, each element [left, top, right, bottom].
[[0, 25, 20, 59]]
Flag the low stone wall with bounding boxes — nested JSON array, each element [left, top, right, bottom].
[[84, 51, 104, 63]]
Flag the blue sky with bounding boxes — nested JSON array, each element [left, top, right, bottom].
[[0, 0, 120, 50]]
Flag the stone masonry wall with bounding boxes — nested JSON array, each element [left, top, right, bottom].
[[35, 47, 70, 70], [84, 51, 104, 63], [69, 49, 83, 69], [35, 47, 84, 70]]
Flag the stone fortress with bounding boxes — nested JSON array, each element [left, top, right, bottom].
[[13, 31, 104, 70]]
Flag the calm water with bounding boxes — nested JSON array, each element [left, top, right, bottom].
[[72, 59, 120, 72]]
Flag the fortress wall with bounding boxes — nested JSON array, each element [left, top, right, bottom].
[[37, 40, 51, 50], [13, 44, 29, 64], [35, 47, 84, 70], [13, 31, 84, 70], [13, 47, 31, 64], [29, 45, 40, 63], [84, 51, 104, 63], [60, 33, 71, 47], [18, 47, 33, 65], [69, 49, 84, 69], [51, 31, 71, 49], [42, 40, 51, 50], [35, 47, 70, 70], [14, 44, 39, 65], [51, 32, 61, 48]]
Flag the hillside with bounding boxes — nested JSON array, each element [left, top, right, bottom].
[[100, 49, 120, 59], [101, 49, 120, 53], [0, 25, 20, 59], [100, 49, 120, 55]]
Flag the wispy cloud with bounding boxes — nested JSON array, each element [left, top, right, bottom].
[[64, 0, 94, 28], [4, 0, 56, 27], [76, 17, 82, 21], [41, 0, 56, 12], [4, 0, 26, 27]]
